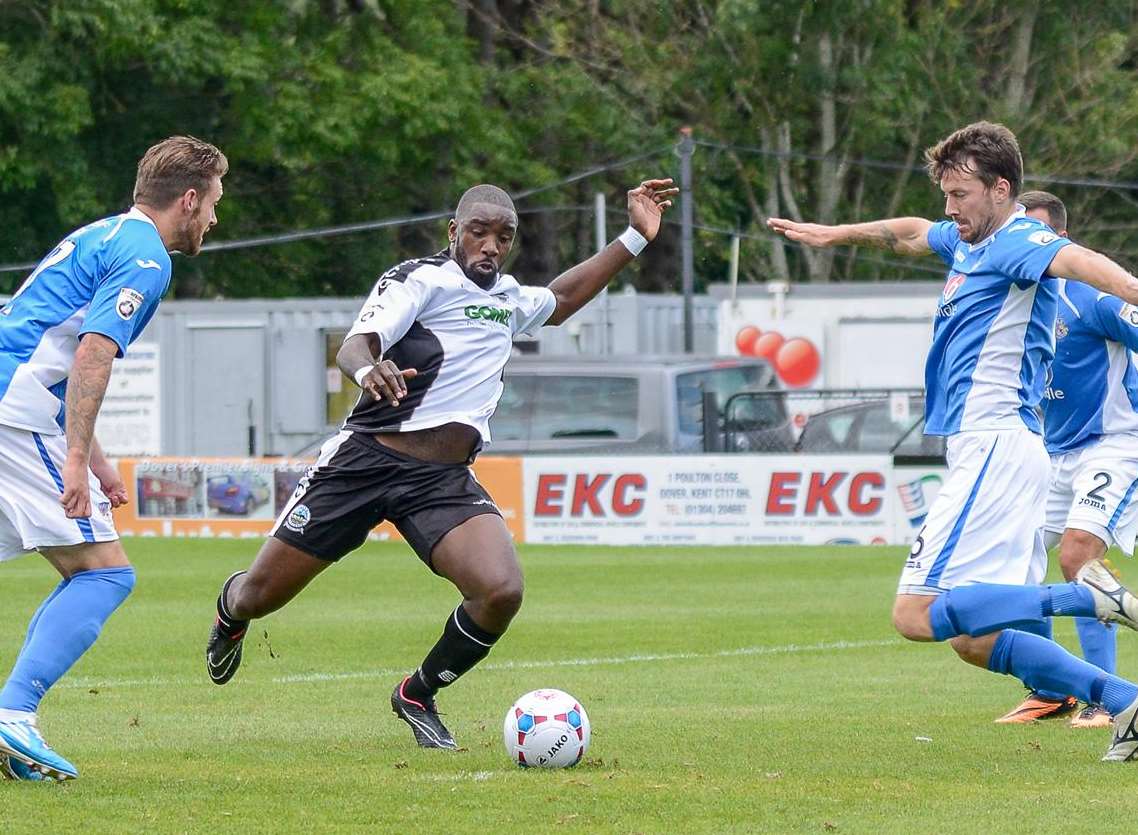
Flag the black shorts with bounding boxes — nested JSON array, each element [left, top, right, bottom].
[[272, 431, 501, 567]]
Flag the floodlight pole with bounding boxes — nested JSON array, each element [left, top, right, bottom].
[[679, 127, 695, 353]]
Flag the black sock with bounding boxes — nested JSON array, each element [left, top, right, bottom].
[[216, 571, 249, 638], [402, 605, 500, 702]]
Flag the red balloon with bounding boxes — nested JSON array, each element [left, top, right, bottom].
[[751, 331, 785, 362], [775, 337, 821, 387], [735, 325, 761, 355]]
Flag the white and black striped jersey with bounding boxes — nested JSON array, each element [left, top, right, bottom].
[[343, 251, 556, 442]]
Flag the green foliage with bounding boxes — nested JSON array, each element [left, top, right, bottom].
[[1, 1, 1137, 294]]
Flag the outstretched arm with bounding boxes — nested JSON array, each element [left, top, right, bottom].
[[545, 178, 678, 326], [767, 217, 934, 256], [62, 333, 118, 518], [1048, 244, 1138, 306]]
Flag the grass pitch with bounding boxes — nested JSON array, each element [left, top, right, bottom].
[[1, 539, 1134, 833]]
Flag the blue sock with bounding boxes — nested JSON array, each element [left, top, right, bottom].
[[1014, 617, 1066, 700], [929, 585, 1045, 640], [1042, 583, 1097, 618], [0, 567, 135, 713], [1018, 615, 1053, 641], [1075, 617, 1117, 675], [929, 583, 1096, 641], [17, 577, 70, 658], [988, 630, 1138, 715]]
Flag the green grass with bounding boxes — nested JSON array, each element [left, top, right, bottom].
[[1, 540, 1134, 833]]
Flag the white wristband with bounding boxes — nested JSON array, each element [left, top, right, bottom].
[[617, 225, 649, 257], [353, 365, 373, 387]]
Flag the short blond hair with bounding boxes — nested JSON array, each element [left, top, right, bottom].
[[133, 136, 228, 208]]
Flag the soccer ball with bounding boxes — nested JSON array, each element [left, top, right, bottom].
[[503, 689, 590, 768]]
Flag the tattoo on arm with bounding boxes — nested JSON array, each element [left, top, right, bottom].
[[847, 222, 899, 251], [66, 337, 117, 462]]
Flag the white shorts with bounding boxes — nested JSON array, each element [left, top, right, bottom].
[[898, 428, 1049, 595], [1044, 434, 1138, 555], [0, 424, 117, 561]]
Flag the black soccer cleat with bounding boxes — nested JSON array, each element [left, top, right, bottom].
[[390, 677, 458, 750], [206, 572, 249, 685]]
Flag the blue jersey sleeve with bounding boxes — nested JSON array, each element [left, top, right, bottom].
[[78, 227, 171, 356], [995, 224, 1071, 286], [1091, 294, 1138, 352], [926, 221, 960, 266]]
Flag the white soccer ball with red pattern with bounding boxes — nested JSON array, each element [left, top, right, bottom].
[[503, 688, 590, 768]]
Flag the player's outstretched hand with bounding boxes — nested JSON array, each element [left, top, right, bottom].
[[628, 179, 679, 242], [61, 457, 92, 519], [767, 217, 836, 248], [362, 360, 417, 407]]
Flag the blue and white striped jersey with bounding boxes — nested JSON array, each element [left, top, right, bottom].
[[1043, 278, 1138, 454], [923, 211, 1070, 436], [0, 208, 170, 434]]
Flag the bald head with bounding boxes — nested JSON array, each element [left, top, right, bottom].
[[448, 184, 518, 287], [455, 184, 517, 225]]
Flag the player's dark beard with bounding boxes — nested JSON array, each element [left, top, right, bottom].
[[451, 244, 498, 289]]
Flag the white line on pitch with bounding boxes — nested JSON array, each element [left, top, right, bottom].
[[58, 637, 899, 691], [271, 638, 899, 684]]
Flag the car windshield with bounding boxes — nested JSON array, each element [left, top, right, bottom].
[[676, 365, 774, 435], [490, 374, 640, 444]]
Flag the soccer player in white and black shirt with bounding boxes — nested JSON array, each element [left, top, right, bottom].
[[206, 178, 676, 749]]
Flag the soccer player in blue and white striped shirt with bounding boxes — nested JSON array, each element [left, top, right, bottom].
[[770, 121, 1138, 762], [0, 136, 226, 780], [996, 191, 1138, 727]]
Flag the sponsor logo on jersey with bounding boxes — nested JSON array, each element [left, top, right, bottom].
[[1008, 222, 1034, 233], [942, 273, 965, 301], [954, 249, 965, 262], [115, 287, 145, 320], [1028, 230, 1059, 246], [464, 304, 512, 325], [285, 504, 311, 533], [1078, 495, 1107, 512], [135, 259, 162, 271], [1042, 365, 1064, 400], [1120, 303, 1138, 327], [1055, 316, 1068, 339]]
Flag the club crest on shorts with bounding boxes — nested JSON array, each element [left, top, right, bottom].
[[115, 287, 145, 320], [285, 504, 311, 533]]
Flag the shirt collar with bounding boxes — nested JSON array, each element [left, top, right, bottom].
[[966, 206, 1025, 252], [127, 206, 159, 229]]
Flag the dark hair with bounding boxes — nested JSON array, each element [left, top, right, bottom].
[[924, 121, 1023, 197], [455, 184, 516, 224], [133, 136, 228, 208], [1019, 190, 1068, 233]]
